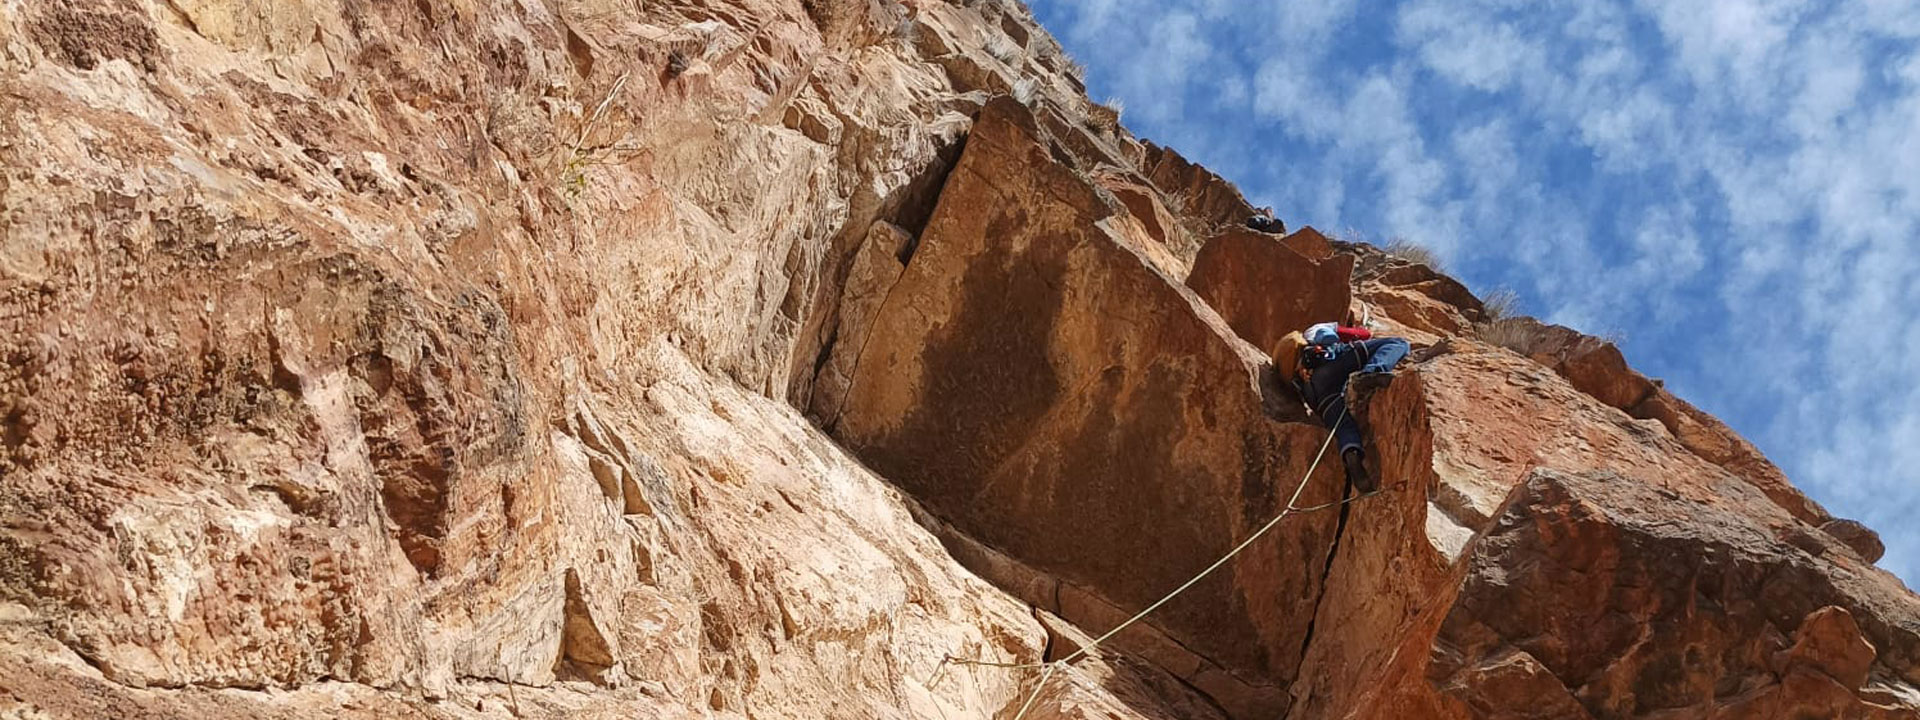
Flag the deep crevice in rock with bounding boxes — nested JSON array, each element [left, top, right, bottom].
[[1290, 480, 1357, 709], [784, 131, 967, 413]]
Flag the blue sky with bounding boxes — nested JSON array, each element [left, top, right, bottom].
[[1025, 0, 1920, 584]]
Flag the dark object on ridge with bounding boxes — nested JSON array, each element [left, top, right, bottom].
[[1246, 213, 1286, 234]]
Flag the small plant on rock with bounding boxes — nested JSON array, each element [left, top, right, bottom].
[[1473, 317, 1543, 355], [1011, 77, 1037, 106], [1479, 287, 1520, 321], [1083, 97, 1123, 134], [1384, 236, 1444, 272], [986, 32, 1022, 66], [559, 73, 641, 198]]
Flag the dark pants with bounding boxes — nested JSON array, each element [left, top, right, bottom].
[[1306, 338, 1410, 453]]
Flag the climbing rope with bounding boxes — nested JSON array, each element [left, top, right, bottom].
[[941, 408, 1360, 719]]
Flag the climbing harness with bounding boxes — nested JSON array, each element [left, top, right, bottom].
[[936, 408, 1368, 719]]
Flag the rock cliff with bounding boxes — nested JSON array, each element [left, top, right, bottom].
[[1, 1, 1915, 719]]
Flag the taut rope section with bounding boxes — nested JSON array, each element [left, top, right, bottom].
[[942, 408, 1354, 719]]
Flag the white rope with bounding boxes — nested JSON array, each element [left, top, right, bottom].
[[947, 408, 1353, 718], [1007, 661, 1058, 720], [1054, 407, 1345, 667]]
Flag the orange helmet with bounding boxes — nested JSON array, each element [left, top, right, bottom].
[[1273, 331, 1308, 381]]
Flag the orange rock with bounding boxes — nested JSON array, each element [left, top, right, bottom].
[[1187, 225, 1355, 355], [1289, 342, 1920, 720], [1824, 519, 1891, 564], [0, 0, 1178, 717], [1782, 606, 1878, 689], [1470, 317, 1846, 538], [1092, 168, 1198, 274], [1139, 140, 1262, 239], [1347, 246, 1483, 341], [3, 0, 1916, 719], [834, 96, 1337, 718]]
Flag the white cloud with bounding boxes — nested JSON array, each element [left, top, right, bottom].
[[1397, 1, 1539, 92], [1270, 0, 1361, 40], [1635, 0, 1809, 108], [1251, 53, 1336, 139]]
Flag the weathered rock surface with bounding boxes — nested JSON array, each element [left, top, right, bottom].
[[1285, 345, 1920, 720], [1474, 316, 1846, 546], [1344, 240, 1486, 344], [1422, 469, 1918, 720], [3, 0, 1916, 719], [1138, 140, 1261, 242], [833, 95, 1339, 717], [1187, 226, 1353, 354], [0, 0, 1193, 717]]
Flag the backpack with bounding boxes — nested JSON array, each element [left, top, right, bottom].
[[1304, 322, 1342, 346]]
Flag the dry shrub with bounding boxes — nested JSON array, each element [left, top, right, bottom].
[[1083, 97, 1123, 134], [1011, 77, 1037, 106], [1384, 237, 1444, 271], [1479, 287, 1520, 321], [1474, 317, 1545, 356], [985, 32, 1021, 65]]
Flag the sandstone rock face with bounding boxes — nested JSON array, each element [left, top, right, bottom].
[[0, 0, 1188, 717], [3, 1, 1916, 719], [833, 96, 1339, 717], [1285, 344, 1920, 720], [1092, 169, 1197, 277], [1345, 241, 1485, 344], [1139, 141, 1261, 241], [1423, 470, 1916, 720], [1187, 226, 1353, 354], [1475, 317, 1843, 540]]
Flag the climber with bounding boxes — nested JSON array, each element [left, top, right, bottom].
[[1273, 322, 1409, 494]]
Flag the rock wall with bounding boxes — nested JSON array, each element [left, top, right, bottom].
[[0, 0, 1206, 717], [2, 1, 1916, 719], [832, 96, 1336, 716], [1187, 225, 1352, 355]]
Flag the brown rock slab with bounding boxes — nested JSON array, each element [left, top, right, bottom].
[[1782, 606, 1878, 689], [808, 219, 913, 426], [1187, 225, 1355, 354], [1473, 317, 1838, 532], [1018, 611, 1233, 720], [1336, 240, 1482, 342], [1825, 519, 1891, 564], [835, 96, 1345, 717], [1287, 344, 1920, 720], [1093, 169, 1198, 275], [1418, 468, 1920, 719], [1139, 140, 1260, 237]]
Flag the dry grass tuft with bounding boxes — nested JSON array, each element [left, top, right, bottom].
[[1011, 77, 1037, 106], [1383, 237, 1444, 271], [1083, 97, 1124, 134], [1479, 287, 1520, 321], [986, 32, 1022, 66], [1474, 317, 1544, 355]]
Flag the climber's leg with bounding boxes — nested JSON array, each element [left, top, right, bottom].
[[1357, 337, 1410, 375], [1320, 364, 1382, 493], [1318, 390, 1364, 455], [1342, 448, 1376, 493]]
